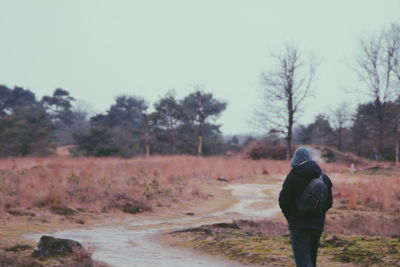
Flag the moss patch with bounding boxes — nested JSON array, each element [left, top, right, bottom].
[[168, 223, 400, 266], [195, 235, 293, 266], [321, 235, 400, 266]]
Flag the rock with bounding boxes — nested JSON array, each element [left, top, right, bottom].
[[170, 227, 213, 236], [32, 235, 82, 258], [185, 212, 195, 216], [262, 168, 269, 175], [74, 219, 85, 224], [217, 177, 230, 182], [121, 201, 152, 214], [211, 223, 240, 229], [50, 205, 76, 216]]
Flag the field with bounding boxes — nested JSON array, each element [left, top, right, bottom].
[[0, 155, 295, 216], [0, 155, 399, 266]]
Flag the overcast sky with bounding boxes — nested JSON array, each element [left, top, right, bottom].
[[1, 0, 399, 135]]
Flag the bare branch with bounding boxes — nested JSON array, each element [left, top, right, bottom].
[[256, 42, 317, 159], [355, 23, 400, 159]]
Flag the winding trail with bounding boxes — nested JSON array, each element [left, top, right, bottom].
[[26, 181, 282, 267]]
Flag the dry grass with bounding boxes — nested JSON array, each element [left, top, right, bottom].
[[0, 244, 109, 267], [72, 245, 108, 267], [0, 155, 292, 216], [326, 210, 400, 237], [326, 166, 400, 236], [333, 176, 400, 212], [0, 155, 292, 176], [320, 162, 355, 173], [236, 209, 400, 238]]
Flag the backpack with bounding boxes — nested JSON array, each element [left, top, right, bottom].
[[296, 175, 328, 215]]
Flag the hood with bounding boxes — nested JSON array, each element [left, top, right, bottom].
[[292, 160, 321, 180], [290, 146, 313, 168]]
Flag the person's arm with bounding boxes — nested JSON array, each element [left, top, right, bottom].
[[322, 173, 333, 211], [279, 174, 294, 221]]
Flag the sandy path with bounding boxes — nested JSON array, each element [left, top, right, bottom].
[[25, 180, 281, 267]]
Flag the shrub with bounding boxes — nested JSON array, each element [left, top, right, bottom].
[[242, 141, 287, 160]]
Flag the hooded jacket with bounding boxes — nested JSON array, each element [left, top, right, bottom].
[[279, 160, 333, 230]]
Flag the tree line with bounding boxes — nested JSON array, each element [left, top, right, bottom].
[[257, 23, 400, 162], [293, 96, 400, 162], [0, 86, 227, 157]]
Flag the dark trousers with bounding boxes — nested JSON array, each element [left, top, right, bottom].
[[290, 229, 322, 267]]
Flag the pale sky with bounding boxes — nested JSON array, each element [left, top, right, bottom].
[[1, 0, 399, 134]]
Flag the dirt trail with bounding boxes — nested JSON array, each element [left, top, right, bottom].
[[25, 180, 282, 267]]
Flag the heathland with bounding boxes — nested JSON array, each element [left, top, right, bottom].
[[0, 154, 399, 266]]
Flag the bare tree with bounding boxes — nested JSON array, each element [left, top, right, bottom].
[[388, 23, 400, 83], [356, 27, 398, 160], [55, 100, 91, 145], [389, 23, 400, 163], [329, 102, 352, 151], [257, 43, 317, 160], [391, 21, 400, 164], [395, 105, 400, 165]]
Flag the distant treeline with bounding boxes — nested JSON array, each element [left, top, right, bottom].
[[291, 97, 400, 161], [1, 84, 400, 161], [0, 86, 236, 157], [244, 93, 400, 162]]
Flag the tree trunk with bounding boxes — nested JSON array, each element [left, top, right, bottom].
[[286, 119, 293, 160], [197, 135, 203, 156], [286, 137, 292, 161], [376, 99, 385, 161], [144, 114, 150, 158], [338, 127, 343, 151], [396, 139, 399, 165], [197, 123, 203, 156], [396, 118, 399, 165], [167, 126, 176, 153], [171, 129, 176, 153], [378, 119, 384, 160], [286, 95, 294, 161], [145, 138, 150, 158]]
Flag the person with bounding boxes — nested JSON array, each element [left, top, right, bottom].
[[279, 147, 333, 267]]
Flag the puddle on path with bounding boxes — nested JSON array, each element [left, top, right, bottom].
[[217, 183, 281, 218], [26, 182, 281, 267]]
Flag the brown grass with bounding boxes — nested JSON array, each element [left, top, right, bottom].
[[326, 210, 400, 237], [319, 162, 356, 173], [0, 244, 108, 267], [333, 176, 400, 212], [236, 210, 400, 238], [326, 167, 400, 236], [0, 155, 292, 216], [72, 245, 108, 267]]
